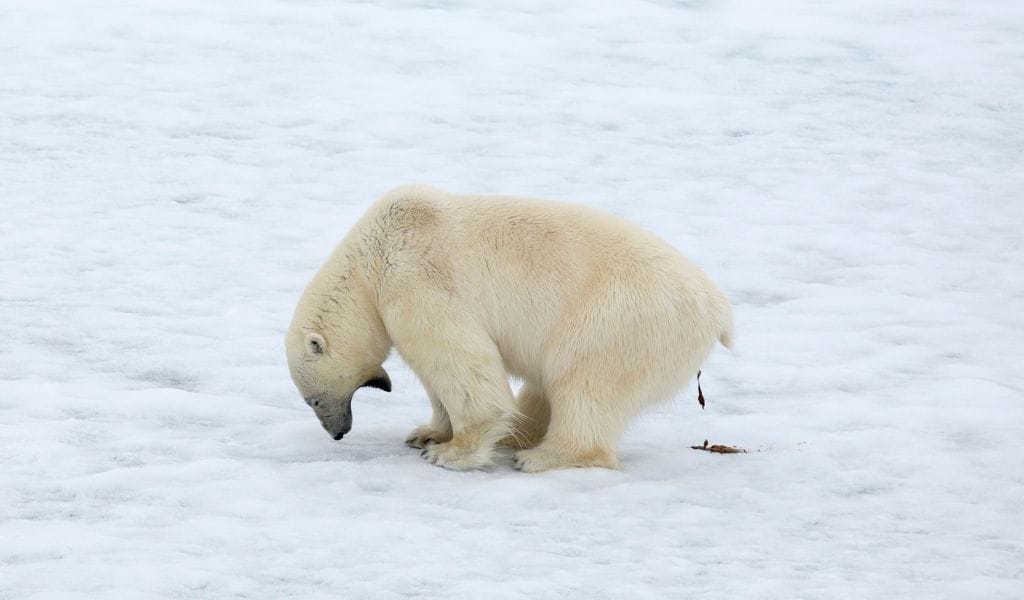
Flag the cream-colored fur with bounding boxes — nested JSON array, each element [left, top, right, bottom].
[[286, 185, 733, 472]]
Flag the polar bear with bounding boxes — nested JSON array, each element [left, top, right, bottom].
[[285, 185, 733, 472]]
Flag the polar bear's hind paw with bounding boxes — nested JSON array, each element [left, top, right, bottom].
[[513, 445, 619, 473]]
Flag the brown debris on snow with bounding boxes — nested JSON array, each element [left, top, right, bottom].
[[690, 439, 747, 454]]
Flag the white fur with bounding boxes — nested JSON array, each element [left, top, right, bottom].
[[286, 185, 733, 472]]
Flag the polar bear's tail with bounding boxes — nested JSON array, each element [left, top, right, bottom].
[[719, 327, 734, 351], [717, 300, 735, 350]]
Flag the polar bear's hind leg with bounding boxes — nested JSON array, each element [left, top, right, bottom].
[[502, 382, 550, 450], [511, 375, 633, 472]]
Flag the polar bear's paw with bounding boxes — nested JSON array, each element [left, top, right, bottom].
[[420, 439, 493, 470], [512, 445, 619, 473], [404, 424, 452, 449]]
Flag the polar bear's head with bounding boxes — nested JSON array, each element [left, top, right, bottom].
[[285, 279, 392, 440]]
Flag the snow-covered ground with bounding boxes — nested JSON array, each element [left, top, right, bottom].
[[2, 0, 1023, 597]]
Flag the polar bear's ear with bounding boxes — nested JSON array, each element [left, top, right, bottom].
[[305, 332, 327, 356]]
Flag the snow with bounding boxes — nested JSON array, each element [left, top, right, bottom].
[[2, 0, 1023, 597]]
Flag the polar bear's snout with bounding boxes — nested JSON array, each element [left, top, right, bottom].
[[312, 395, 353, 440], [327, 404, 352, 440]]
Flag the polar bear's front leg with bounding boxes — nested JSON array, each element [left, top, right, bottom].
[[404, 393, 453, 449], [389, 306, 515, 470], [416, 355, 515, 470]]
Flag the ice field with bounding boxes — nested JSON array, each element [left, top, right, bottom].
[[1, 0, 1023, 598]]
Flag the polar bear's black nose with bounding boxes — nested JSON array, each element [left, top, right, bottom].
[[332, 432, 345, 440]]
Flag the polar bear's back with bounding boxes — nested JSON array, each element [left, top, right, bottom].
[[372, 185, 732, 384], [378, 184, 705, 277]]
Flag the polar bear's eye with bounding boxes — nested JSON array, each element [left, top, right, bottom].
[[309, 339, 323, 354]]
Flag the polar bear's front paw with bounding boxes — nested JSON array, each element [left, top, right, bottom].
[[513, 445, 618, 473], [405, 424, 452, 449], [420, 440, 492, 471]]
